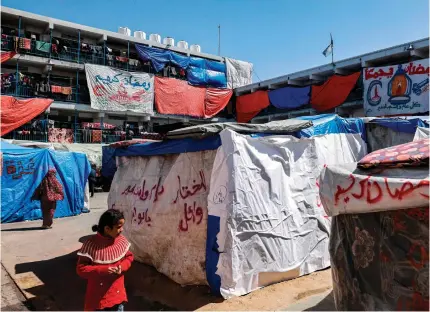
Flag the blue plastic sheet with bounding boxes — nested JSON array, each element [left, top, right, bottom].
[[1, 143, 91, 223], [114, 135, 222, 157], [268, 86, 310, 109], [368, 117, 429, 134], [135, 44, 227, 88], [101, 146, 117, 179], [293, 114, 366, 141], [135, 44, 189, 72], [187, 58, 227, 88], [206, 215, 222, 296]]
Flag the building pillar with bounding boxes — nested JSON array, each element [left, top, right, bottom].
[[15, 60, 19, 96], [77, 29, 81, 63], [103, 40, 106, 65], [127, 41, 130, 71], [49, 28, 53, 59]]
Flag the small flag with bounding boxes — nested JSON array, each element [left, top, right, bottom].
[[322, 34, 333, 57]]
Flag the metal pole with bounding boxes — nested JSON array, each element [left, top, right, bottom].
[[49, 28, 52, 59], [218, 25, 221, 56], [15, 60, 19, 96], [75, 70, 79, 143], [45, 112, 49, 142], [77, 29, 81, 63], [127, 41, 130, 71], [18, 16, 21, 40], [100, 115, 104, 144], [103, 40, 106, 65]]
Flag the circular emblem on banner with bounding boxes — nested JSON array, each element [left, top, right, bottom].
[[366, 80, 382, 106]]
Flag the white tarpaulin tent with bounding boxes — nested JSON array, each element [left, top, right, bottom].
[[414, 126, 430, 141], [107, 116, 367, 298], [225, 58, 253, 89]]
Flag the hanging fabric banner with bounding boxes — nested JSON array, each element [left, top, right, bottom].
[[311, 72, 360, 112], [85, 64, 154, 114], [1, 51, 16, 63], [135, 44, 190, 72], [236, 91, 270, 123], [1, 96, 53, 136], [268, 86, 310, 109], [154, 77, 232, 118], [225, 58, 253, 89], [363, 59, 430, 117]]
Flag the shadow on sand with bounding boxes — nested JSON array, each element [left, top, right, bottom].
[[303, 291, 335, 311], [13, 235, 223, 311]]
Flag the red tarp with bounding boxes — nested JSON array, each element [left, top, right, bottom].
[[154, 77, 233, 118], [1, 51, 16, 63], [236, 91, 270, 123], [310, 72, 360, 111], [1, 96, 53, 136]]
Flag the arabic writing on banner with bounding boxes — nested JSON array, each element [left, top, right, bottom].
[[85, 64, 154, 114], [363, 59, 429, 117]]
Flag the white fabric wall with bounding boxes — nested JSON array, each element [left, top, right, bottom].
[[414, 127, 430, 141], [108, 150, 217, 285], [225, 58, 253, 89], [208, 130, 367, 298]]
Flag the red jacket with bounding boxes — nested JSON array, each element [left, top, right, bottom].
[[77, 251, 134, 311]]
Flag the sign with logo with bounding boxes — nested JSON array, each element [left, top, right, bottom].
[[85, 64, 154, 114], [363, 59, 429, 116]]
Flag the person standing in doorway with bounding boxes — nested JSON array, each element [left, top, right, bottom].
[[32, 168, 64, 229], [88, 163, 96, 198]]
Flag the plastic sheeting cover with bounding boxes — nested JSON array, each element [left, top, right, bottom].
[[1, 143, 91, 223], [294, 114, 366, 140], [187, 57, 227, 88], [108, 150, 217, 285], [366, 123, 415, 153], [207, 130, 367, 298], [414, 127, 430, 141], [225, 58, 253, 89], [166, 119, 313, 139]]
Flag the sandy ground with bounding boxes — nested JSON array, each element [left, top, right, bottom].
[[1, 192, 334, 311]]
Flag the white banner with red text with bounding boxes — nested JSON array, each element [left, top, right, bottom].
[[107, 150, 217, 285], [85, 64, 154, 114], [319, 162, 430, 217], [363, 59, 429, 117]]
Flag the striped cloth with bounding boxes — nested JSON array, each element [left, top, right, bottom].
[[78, 233, 131, 264]]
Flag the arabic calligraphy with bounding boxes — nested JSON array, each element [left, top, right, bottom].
[[95, 73, 151, 90], [173, 170, 207, 204], [334, 174, 429, 206], [132, 207, 152, 226], [5, 159, 36, 180], [376, 101, 421, 111], [178, 201, 204, 232], [122, 177, 164, 203], [365, 63, 429, 81]]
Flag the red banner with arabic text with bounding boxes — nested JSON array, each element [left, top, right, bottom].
[[154, 77, 232, 118], [1, 96, 53, 136]]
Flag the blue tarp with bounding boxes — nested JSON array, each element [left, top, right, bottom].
[[101, 146, 117, 179], [1, 142, 91, 223], [135, 44, 227, 88], [113, 135, 222, 157], [135, 44, 189, 72], [187, 57, 227, 88], [268, 86, 311, 109], [293, 114, 366, 141], [368, 117, 429, 134]]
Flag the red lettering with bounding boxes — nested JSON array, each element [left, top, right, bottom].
[[407, 243, 429, 270], [173, 170, 207, 204], [179, 201, 204, 232], [334, 174, 356, 205]]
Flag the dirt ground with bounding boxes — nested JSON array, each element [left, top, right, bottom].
[[1, 193, 333, 311]]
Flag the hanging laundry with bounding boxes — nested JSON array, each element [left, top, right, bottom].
[[236, 91, 270, 123], [51, 44, 58, 54], [92, 130, 102, 143], [116, 56, 128, 63], [36, 41, 51, 53], [310, 72, 361, 111], [61, 87, 72, 95], [19, 38, 31, 50], [51, 85, 62, 93], [268, 86, 311, 110], [48, 128, 74, 143]]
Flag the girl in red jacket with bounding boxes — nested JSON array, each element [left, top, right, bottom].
[[77, 209, 134, 311]]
